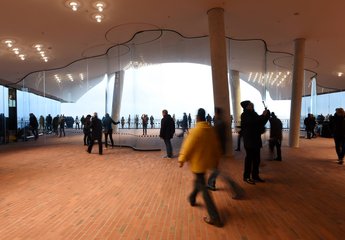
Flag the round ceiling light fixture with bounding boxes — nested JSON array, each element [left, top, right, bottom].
[[92, 13, 104, 23], [65, 0, 81, 11], [93, 1, 106, 12]]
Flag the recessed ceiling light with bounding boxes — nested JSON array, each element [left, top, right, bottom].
[[92, 13, 104, 23], [338, 72, 343, 77], [2, 39, 15, 48], [65, 0, 81, 11], [93, 1, 106, 12]]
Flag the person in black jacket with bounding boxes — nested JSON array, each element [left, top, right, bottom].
[[269, 112, 283, 161], [83, 114, 92, 146], [102, 113, 119, 148], [159, 109, 175, 158], [87, 112, 103, 155], [241, 100, 270, 184], [329, 108, 345, 164], [29, 113, 39, 140]]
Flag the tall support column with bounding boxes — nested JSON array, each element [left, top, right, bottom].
[[230, 70, 241, 130], [289, 38, 305, 148], [111, 71, 124, 131], [207, 7, 232, 155]]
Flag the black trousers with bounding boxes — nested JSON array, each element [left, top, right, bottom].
[[104, 129, 114, 147], [88, 138, 103, 155], [243, 147, 261, 179], [269, 139, 282, 159], [190, 173, 220, 221]]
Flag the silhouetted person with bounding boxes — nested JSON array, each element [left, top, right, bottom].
[[269, 112, 283, 161], [83, 114, 91, 146], [178, 108, 222, 227], [59, 115, 65, 137], [46, 114, 52, 132], [102, 113, 119, 148], [121, 116, 125, 129], [159, 109, 175, 158], [329, 108, 345, 164], [52, 115, 59, 136], [150, 115, 155, 128], [87, 112, 103, 155], [241, 100, 270, 184], [207, 107, 227, 190], [141, 114, 149, 135], [75, 116, 80, 129], [29, 113, 39, 140], [304, 113, 316, 139]]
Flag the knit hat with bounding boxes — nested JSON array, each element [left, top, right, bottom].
[[241, 100, 251, 109]]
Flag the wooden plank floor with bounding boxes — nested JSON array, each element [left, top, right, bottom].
[[0, 131, 344, 240]]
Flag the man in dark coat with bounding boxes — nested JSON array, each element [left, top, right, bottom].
[[269, 112, 283, 161], [102, 113, 119, 148], [160, 109, 175, 158], [241, 100, 270, 184], [87, 112, 103, 155], [329, 108, 345, 164]]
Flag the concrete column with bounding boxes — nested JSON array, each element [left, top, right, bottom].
[[230, 70, 241, 130], [111, 71, 124, 131], [289, 38, 305, 147], [207, 7, 232, 155]]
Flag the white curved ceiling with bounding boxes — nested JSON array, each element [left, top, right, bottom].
[[1, 0, 345, 102]]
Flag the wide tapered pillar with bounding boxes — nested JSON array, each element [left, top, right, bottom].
[[289, 38, 305, 147], [207, 7, 232, 155], [230, 70, 241, 129]]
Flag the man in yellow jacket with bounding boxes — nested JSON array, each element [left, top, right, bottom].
[[178, 108, 223, 227]]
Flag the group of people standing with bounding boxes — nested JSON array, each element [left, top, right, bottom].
[[84, 113, 120, 155]]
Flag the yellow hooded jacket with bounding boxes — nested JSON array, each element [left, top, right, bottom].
[[178, 121, 222, 173]]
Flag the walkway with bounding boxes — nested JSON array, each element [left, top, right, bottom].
[[0, 131, 344, 239]]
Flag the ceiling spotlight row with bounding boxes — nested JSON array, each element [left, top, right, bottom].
[[65, 1, 107, 23], [1, 39, 50, 62], [1, 40, 26, 61], [54, 73, 85, 83], [247, 71, 291, 87], [33, 44, 49, 62]]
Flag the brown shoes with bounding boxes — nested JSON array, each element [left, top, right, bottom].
[[203, 216, 223, 228]]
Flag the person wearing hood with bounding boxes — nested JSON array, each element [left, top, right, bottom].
[[240, 100, 270, 184]]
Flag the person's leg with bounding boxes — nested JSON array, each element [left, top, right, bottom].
[[189, 174, 200, 206], [164, 139, 173, 157], [252, 148, 264, 181], [275, 140, 282, 160], [243, 148, 253, 180], [98, 139, 103, 155], [197, 173, 221, 225], [87, 139, 94, 153], [104, 132, 108, 148], [109, 130, 114, 147], [207, 168, 220, 190]]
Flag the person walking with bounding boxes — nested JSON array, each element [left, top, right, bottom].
[[159, 109, 175, 158], [269, 112, 283, 161], [87, 112, 103, 155], [178, 108, 222, 227], [102, 113, 119, 148], [241, 100, 270, 184]]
